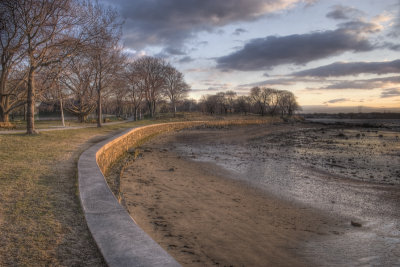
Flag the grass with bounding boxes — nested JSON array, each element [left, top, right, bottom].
[[0, 118, 162, 266], [0, 112, 276, 266]]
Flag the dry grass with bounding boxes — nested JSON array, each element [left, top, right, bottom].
[[0, 113, 277, 266], [0, 119, 159, 266]]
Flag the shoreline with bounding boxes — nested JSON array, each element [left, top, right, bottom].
[[119, 123, 400, 266]]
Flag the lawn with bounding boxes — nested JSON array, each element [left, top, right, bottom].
[[0, 113, 273, 266], [0, 118, 162, 266]]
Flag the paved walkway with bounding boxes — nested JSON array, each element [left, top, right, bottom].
[[78, 124, 181, 267]]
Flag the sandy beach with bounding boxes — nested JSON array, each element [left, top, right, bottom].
[[119, 123, 400, 266]]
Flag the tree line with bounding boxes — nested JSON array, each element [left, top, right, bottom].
[[1, 0, 301, 134], [0, 0, 190, 133], [199, 87, 300, 116]]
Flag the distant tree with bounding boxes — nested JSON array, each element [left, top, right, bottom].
[[225, 90, 237, 113], [278, 90, 300, 116], [85, 1, 123, 127], [133, 57, 168, 118], [59, 53, 97, 122], [200, 94, 219, 115], [264, 88, 280, 116], [250, 87, 266, 116], [235, 96, 251, 115], [124, 61, 146, 120], [163, 65, 190, 117], [180, 99, 198, 112]]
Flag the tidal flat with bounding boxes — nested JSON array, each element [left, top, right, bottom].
[[120, 122, 400, 266]]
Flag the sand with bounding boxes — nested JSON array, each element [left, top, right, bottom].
[[119, 123, 400, 266], [119, 124, 350, 266]]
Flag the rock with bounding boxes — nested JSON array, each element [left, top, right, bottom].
[[169, 168, 175, 172], [127, 147, 136, 154], [351, 220, 362, 227]]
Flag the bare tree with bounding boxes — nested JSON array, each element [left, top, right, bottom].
[[225, 90, 237, 113], [59, 53, 97, 122], [133, 56, 168, 118], [0, 0, 27, 122], [200, 94, 218, 115], [124, 62, 145, 120], [235, 95, 251, 115], [13, 0, 88, 133], [250, 87, 266, 116], [163, 65, 190, 117], [264, 88, 280, 116], [84, 1, 122, 127], [278, 90, 300, 116]]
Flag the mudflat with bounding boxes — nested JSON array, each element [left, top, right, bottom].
[[120, 123, 400, 266]]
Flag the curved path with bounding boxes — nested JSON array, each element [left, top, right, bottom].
[[78, 124, 184, 267], [77, 120, 267, 266]]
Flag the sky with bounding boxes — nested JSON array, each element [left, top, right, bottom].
[[103, 0, 400, 112]]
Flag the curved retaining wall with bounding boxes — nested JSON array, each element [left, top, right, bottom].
[[78, 119, 275, 266]]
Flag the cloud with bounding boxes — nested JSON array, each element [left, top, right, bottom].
[[108, 0, 313, 49], [381, 88, 400, 98], [388, 2, 400, 38], [216, 21, 376, 71], [383, 42, 400, 51], [163, 47, 187, 55], [179, 56, 194, 63], [233, 28, 247, 35], [293, 59, 400, 77], [326, 5, 364, 20], [239, 75, 400, 91], [324, 98, 348, 104], [239, 77, 299, 87], [320, 76, 400, 90]]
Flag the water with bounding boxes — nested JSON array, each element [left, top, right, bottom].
[[173, 127, 400, 266]]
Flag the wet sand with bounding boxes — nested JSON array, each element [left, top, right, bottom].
[[120, 123, 400, 266]]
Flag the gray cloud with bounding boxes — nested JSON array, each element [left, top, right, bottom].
[[239, 75, 400, 91], [388, 2, 400, 38], [321, 76, 400, 90], [384, 42, 400, 51], [233, 28, 247, 35], [164, 47, 186, 56], [293, 59, 400, 77], [216, 23, 375, 71], [110, 0, 309, 50], [326, 5, 364, 20], [238, 76, 312, 87], [324, 98, 348, 104], [179, 56, 194, 63], [381, 88, 400, 98]]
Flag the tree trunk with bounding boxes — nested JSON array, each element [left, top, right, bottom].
[[78, 114, 87, 123], [26, 68, 37, 134], [24, 103, 27, 121], [0, 110, 10, 123], [148, 101, 154, 118], [0, 95, 10, 122], [173, 103, 177, 117], [134, 108, 137, 121], [60, 98, 65, 127], [97, 89, 102, 127]]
